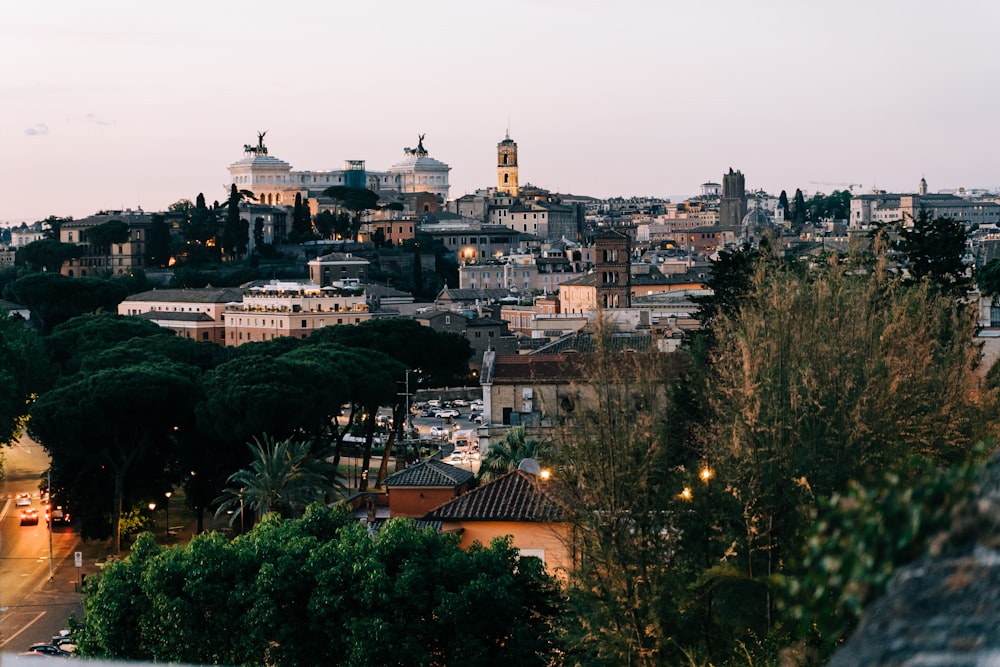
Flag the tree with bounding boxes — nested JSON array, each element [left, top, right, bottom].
[[145, 214, 171, 268], [976, 257, 1000, 303], [84, 219, 130, 255], [478, 426, 550, 483], [778, 190, 790, 219], [221, 184, 248, 261], [791, 188, 806, 227], [292, 193, 313, 238], [15, 239, 82, 272], [0, 315, 52, 447], [195, 354, 319, 447], [6, 273, 128, 334], [897, 206, 970, 296], [322, 186, 380, 240], [76, 504, 562, 666], [214, 435, 342, 526], [553, 331, 707, 666], [697, 256, 990, 651], [45, 312, 170, 376], [312, 211, 336, 239], [185, 192, 218, 246], [28, 360, 200, 552]]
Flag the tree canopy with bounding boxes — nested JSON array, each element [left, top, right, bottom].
[[76, 506, 563, 666]]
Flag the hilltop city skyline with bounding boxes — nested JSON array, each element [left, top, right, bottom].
[[4, 1, 999, 223]]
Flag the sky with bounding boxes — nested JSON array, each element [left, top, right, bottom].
[[3, 0, 999, 224]]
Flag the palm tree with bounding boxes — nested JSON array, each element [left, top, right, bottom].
[[478, 426, 551, 483], [214, 434, 345, 527]]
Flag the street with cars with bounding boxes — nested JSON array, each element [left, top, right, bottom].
[[0, 435, 88, 659]]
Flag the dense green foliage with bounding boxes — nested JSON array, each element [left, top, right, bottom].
[[77, 505, 563, 666], [6, 272, 128, 333]]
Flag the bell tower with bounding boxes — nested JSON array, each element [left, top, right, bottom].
[[497, 131, 519, 197]]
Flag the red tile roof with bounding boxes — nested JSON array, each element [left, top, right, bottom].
[[424, 470, 565, 522]]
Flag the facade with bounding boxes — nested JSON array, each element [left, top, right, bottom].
[[850, 185, 1000, 229], [59, 210, 151, 277], [418, 220, 526, 264], [221, 280, 371, 347], [423, 469, 572, 577], [382, 459, 475, 519], [307, 252, 370, 287], [119, 287, 244, 344], [10, 221, 46, 248], [594, 230, 631, 309], [227, 133, 451, 211]]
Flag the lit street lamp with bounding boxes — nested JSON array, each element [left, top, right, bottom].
[[148, 501, 157, 537], [164, 491, 172, 540]]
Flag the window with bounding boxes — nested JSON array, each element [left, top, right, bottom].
[[301, 320, 307, 327]]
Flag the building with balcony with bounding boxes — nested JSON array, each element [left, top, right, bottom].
[[221, 280, 371, 346]]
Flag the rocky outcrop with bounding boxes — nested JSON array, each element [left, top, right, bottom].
[[828, 456, 1000, 666]]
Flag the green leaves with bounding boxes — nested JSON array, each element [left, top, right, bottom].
[[77, 505, 562, 666]]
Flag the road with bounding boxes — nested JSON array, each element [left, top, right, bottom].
[[0, 435, 84, 653]]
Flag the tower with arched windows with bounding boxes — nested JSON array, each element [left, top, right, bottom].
[[594, 229, 631, 309], [497, 131, 519, 197]]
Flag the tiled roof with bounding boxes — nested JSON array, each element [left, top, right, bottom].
[[135, 311, 215, 323], [533, 332, 654, 355], [383, 459, 475, 488], [124, 288, 245, 304], [424, 470, 565, 522], [491, 353, 592, 382]]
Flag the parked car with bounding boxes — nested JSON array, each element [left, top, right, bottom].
[[15, 492, 31, 507], [27, 644, 71, 657], [429, 426, 450, 438], [451, 399, 468, 407], [472, 414, 487, 424], [20, 508, 39, 525], [426, 399, 441, 408], [469, 401, 484, 411], [434, 409, 460, 419]]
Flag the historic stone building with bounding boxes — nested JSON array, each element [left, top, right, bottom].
[[497, 131, 519, 197], [227, 132, 451, 211], [718, 168, 747, 229]]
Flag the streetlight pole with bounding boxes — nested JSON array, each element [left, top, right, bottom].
[[47, 469, 54, 582], [148, 502, 157, 539], [164, 491, 172, 541]]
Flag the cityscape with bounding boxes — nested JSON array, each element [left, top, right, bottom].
[[4, 2, 1000, 665]]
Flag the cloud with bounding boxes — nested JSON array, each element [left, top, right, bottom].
[[24, 123, 49, 136]]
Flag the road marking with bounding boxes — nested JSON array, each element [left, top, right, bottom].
[[0, 611, 46, 648]]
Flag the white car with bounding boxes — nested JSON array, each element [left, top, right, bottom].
[[470, 401, 484, 411], [15, 493, 31, 507], [429, 426, 450, 438], [451, 399, 468, 407], [434, 409, 460, 419]]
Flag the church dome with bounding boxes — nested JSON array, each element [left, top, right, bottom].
[[741, 206, 771, 228]]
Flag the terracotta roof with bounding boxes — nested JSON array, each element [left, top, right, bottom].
[[383, 459, 475, 488], [424, 470, 565, 522], [491, 353, 592, 382]]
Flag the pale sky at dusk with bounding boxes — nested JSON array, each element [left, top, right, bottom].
[[3, 0, 998, 223]]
